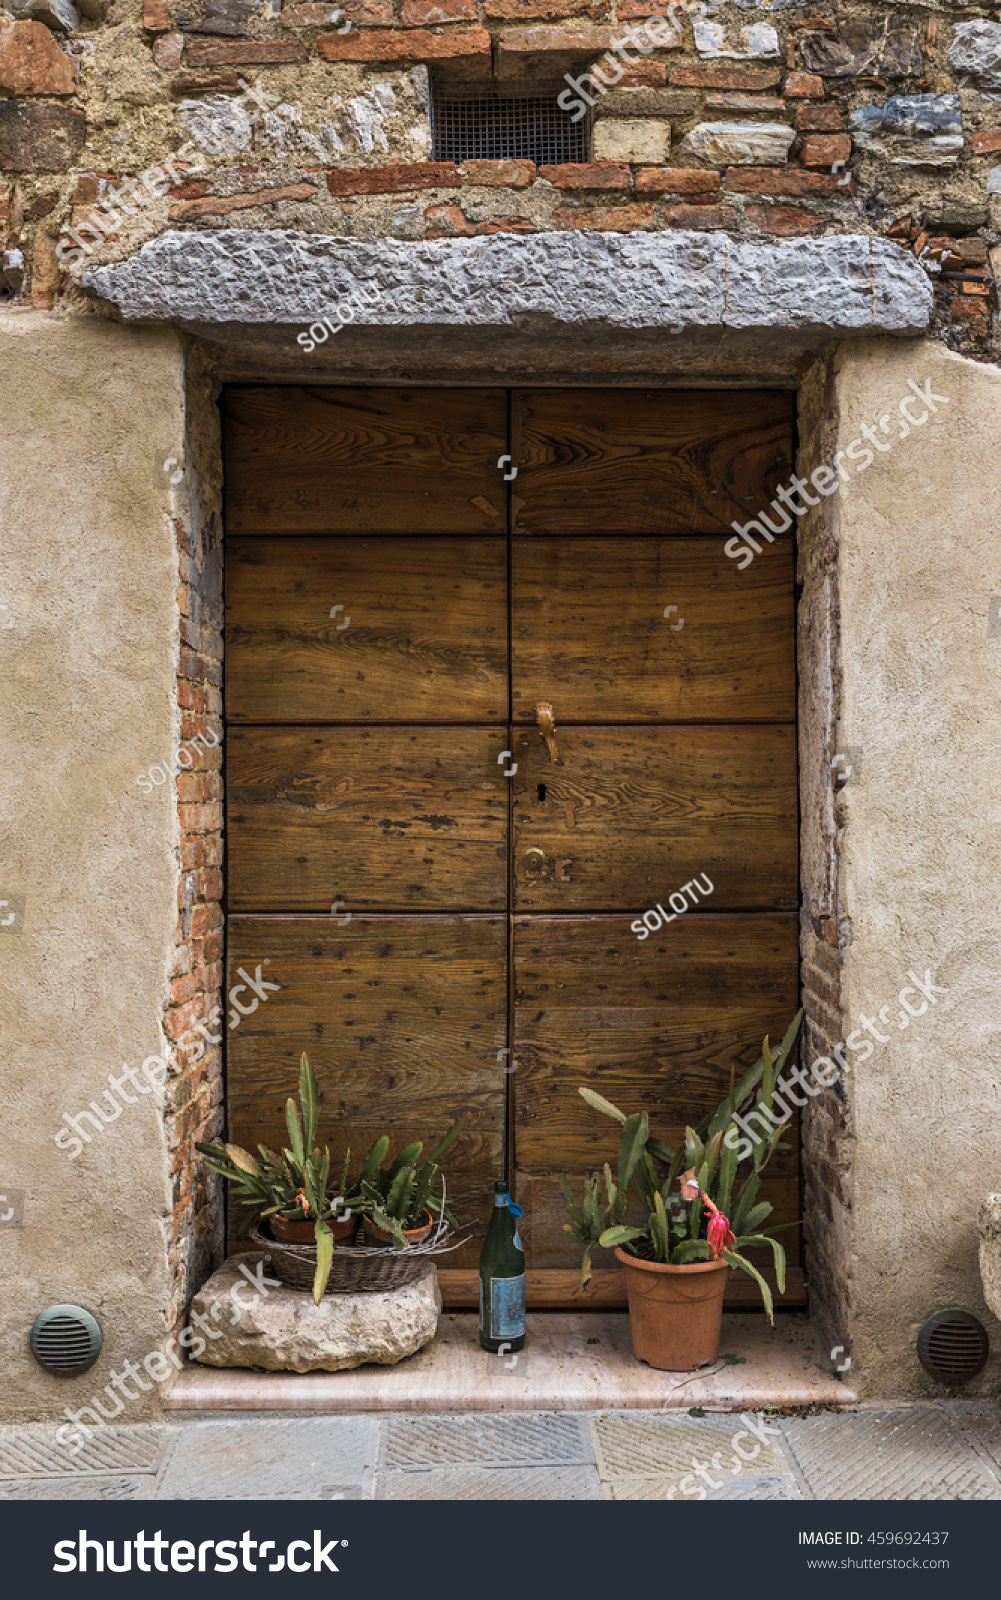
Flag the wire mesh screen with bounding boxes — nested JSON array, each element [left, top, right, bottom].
[[431, 83, 592, 165]]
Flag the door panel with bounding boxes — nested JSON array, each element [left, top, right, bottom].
[[226, 537, 508, 723], [224, 387, 508, 534], [511, 537, 796, 723], [511, 725, 798, 911], [511, 390, 794, 536], [227, 914, 507, 1268], [228, 726, 510, 912]]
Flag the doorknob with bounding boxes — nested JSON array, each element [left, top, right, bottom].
[[536, 701, 559, 762], [522, 848, 546, 873]]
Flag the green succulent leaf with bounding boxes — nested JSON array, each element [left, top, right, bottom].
[[313, 1218, 334, 1304], [724, 1248, 774, 1324], [672, 1238, 711, 1264], [578, 1086, 628, 1126], [298, 1052, 320, 1157]]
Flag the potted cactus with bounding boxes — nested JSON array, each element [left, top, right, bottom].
[[358, 1120, 463, 1248], [561, 1012, 803, 1370], [197, 1053, 356, 1303]]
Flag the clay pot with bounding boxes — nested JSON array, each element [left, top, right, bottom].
[[270, 1213, 359, 1246], [333, 1213, 359, 1243], [363, 1207, 435, 1249], [614, 1247, 729, 1371]]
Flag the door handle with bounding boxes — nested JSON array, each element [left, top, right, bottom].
[[535, 701, 559, 762], [522, 848, 546, 873]]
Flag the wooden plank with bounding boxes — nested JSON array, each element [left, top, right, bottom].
[[224, 387, 508, 534], [226, 915, 508, 1266], [512, 913, 800, 1265], [227, 727, 509, 912], [511, 725, 798, 911], [437, 1267, 807, 1310], [511, 536, 795, 723], [511, 389, 795, 536], [226, 537, 509, 724]]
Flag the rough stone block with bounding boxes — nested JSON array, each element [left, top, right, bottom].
[[152, 30, 183, 68], [979, 1195, 1001, 1322], [173, 0, 269, 37], [318, 27, 490, 60], [799, 20, 922, 81], [21, 0, 81, 34], [593, 117, 670, 165], [948, 20, 1001, 93], [190, 1256, 441, 1372], [401, 0, 475, 21], [0, 18, 77, 94], [327, 160, 460, 193], [849, 95, 963, 169], [0, 101, 85, 169], [678, 120, 794, 166], [633, 166, 719, 195], [704, 92, 784, 113]]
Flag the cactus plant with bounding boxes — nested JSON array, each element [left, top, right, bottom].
[[355, 1118, 463, 1248]]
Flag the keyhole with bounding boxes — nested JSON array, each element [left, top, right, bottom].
[[538, 784, 546, 803]]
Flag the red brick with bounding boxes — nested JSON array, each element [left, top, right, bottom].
[[318, 28, 490, 60], [725, 166, 848, 196], [178, 802, 223, 833], [483, 0, 607, 15], [402, 0, 476, 20], [670, 64, 781, 90], [328, 161, 461, 195], [143, 0, 170, 28], [634, 166, 719, 195], [661, 203, 739, 229], [424, 202, 477, 236], [0, 20, 78, 96], [189, 903, 223, 940], [795, 102, 844, 132], [152, 31, 183, 69], [616, 0, 680, 19], [462, 158, 536, 187], [183, 40, 309, 66], [30, 227, 59, 309], [169, 182, 318, 220], [800, 133, 850, 168], [746, 201, 831, 235], [539, 160, 631, 189], [973, 126, 1001, 156], [783, 71, 824, 99], [25, 193, 57, 219], [498, 23, 623, 52], [615, 61, 666, 88], [283, 0, 393, 20], [551, 202, 653, 230]]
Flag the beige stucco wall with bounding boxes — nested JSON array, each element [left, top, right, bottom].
[[835, 336, 1001, 1397], [0, 310, 184, 1423]]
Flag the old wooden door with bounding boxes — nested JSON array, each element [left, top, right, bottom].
[[223, 385, 801, 1305]]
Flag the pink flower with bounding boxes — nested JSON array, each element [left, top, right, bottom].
[[707, 1209, 735, 1260]]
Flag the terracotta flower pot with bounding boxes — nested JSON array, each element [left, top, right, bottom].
[[333, 1213, 359, 1243], [270, 1213, 359, 1246], [363, 1207, 435, 1249], [614, 1247, 729, 1371]]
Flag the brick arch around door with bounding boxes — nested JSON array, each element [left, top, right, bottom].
[[222, 385, 802, 1309]]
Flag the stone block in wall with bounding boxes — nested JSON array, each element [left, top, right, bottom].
[[143, 0, 170, 29], [948, 20, 1001, 94], [593, 89, 696, 118], [11, 0, 81, 36], [171, 0, 279, 36], [693, 20, 779, 62], [318, 27, 490, 61], [849, 94, 963, 169], [0, 18, 78, 95], [592, 116, 670, 165], [678, 120, 794, 166], [0, 101, 85, 168], [798, 20, 922, 81], [183, 38, 308, 65]]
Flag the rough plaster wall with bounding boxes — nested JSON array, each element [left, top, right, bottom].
[[835, 335, 1001, 1398], [0, 310, 185, 1423]]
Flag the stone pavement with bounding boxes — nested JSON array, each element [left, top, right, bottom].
[[2, 1405, 1000, 1501]]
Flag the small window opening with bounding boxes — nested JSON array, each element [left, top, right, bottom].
[[431, 81, 592, 165]]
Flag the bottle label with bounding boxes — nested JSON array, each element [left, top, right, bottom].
[[490, 1274, 526, 1339]]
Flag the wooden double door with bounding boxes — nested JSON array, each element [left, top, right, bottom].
[[223, 386, 802, 1306]]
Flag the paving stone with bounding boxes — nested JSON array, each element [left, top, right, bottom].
[[376, 1465, 602, 1499], [0, 1423, 165, 1479], [0, 1474, 150, 1500], [945, 1402, 1001, 1476], [382, 1411, 591, 1468], [155, 1417, 378, 1499], [592, 1412, 789, 1480], [780, 1409, 1001, 1501]]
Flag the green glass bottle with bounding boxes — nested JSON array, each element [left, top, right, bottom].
[[478, 1181, 526, 1353]]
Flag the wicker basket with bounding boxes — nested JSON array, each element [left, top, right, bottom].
[[249, 1221, 470, 1296]]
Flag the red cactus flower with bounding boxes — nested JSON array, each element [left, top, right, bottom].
[[706, 1208, 735, 1260]]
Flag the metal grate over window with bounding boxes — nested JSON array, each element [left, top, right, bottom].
[[431, 82, 591, 166]]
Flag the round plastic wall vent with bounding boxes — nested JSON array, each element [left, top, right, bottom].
[[29, 1305, 102, 1377], [917, 1309, 989, 1384]]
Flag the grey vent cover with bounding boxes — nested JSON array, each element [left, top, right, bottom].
[[29, 1304, 102, 1377], [916, 1309, 989, 1384], [431, 83, 591, 166]]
